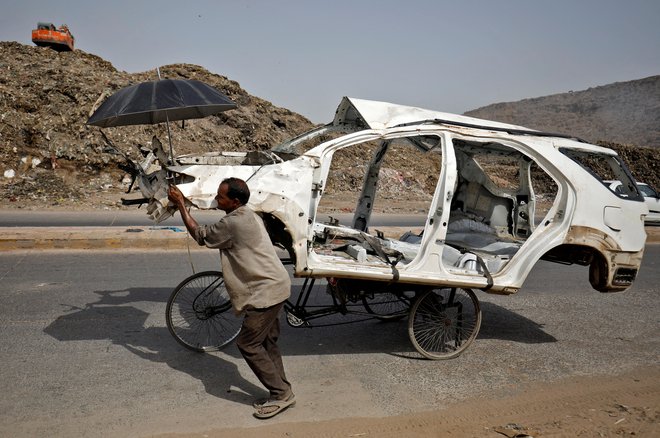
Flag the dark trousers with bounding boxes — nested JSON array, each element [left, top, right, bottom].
[[236, 301, 292, 399]]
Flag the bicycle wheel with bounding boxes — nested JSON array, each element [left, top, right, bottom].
[[362, 291, 412, 320], [408, 288, 481, 360], [166, 271, 242, 353]]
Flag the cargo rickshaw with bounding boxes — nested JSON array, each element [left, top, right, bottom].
[[93, 97, 649, 359]]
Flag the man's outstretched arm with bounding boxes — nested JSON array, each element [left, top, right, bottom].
[[167, 185, 200, 237]]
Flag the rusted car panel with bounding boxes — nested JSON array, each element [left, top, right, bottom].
[[127, 97, 647, 294]]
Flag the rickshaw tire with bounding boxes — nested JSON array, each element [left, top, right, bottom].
[[166, 270, 242, 353], [408, 288, 481, 360]]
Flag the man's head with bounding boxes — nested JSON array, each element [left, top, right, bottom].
[[215, 177, 250, 213]]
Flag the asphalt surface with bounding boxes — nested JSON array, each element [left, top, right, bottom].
[[1, 248, 658, 437], [1, 208, 657, 436]]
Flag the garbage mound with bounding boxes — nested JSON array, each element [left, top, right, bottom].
[[0, 42, 315, 209]]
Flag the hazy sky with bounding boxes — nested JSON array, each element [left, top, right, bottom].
[[3, 0, 659, 123]]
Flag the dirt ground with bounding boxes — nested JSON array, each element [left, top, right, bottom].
[[158, 366, 658, 438]]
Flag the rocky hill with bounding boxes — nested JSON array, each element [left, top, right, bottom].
[[0, 41, 658, 210], [464, 76, 660, 191], [465, 76, 660, 149]]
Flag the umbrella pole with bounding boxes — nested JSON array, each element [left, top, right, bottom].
[[157, 67, 175, 164], [165, 114, 174, 165], [165, 114, 175, 182]]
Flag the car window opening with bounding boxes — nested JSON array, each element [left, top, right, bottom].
[[311, 135, 559, 277]]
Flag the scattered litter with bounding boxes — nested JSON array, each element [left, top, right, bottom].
[[4, 169, 15, 178], [493, 423, 537, 438], [614, 418, 626, 425], [149, 226, 185, 232], [125, 228, 144, 233], [615, 403, 631, 413]]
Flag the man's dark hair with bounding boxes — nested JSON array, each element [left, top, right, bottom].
[[222, 177, 250, 205]]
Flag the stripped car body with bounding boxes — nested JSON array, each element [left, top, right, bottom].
[[127, 97, 647, 294]]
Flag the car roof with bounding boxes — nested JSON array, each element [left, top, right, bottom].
[[333, 97, 533, 131]]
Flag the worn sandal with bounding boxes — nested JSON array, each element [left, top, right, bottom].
[[253, 393, 296, 419], [252, 397, 269, 409]]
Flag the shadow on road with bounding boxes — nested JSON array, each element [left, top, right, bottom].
[[43, 285, 556, 370], [478, 301, 557, 343], [42, 287, 264, 404]]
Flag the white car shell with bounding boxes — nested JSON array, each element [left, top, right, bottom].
[[130, 97, 647, 294]]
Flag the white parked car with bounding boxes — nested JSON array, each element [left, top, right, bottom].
[[119, 97, 649, 358], [606, 180, 660, 224]]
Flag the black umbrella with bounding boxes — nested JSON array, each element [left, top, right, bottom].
[[87, 79, 236, 127], [87, 78, 236, 164]]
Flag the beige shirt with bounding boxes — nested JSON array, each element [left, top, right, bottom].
[[191, 206, 291, 313]]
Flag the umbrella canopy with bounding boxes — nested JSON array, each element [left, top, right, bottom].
[[87, 79, 236, 127]]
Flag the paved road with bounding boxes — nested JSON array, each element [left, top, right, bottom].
[[1, 247, 658, 437]]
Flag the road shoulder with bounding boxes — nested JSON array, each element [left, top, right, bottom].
[[157, 366, 659, 438]]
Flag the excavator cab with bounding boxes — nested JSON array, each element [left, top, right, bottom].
[[32, 22, 75, 52]]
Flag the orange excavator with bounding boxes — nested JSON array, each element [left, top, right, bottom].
[[31, 22, 75, 51]]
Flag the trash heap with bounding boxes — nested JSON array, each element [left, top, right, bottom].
[[0, 42, 315, 209]]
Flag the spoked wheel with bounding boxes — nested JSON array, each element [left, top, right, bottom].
[[166, 271, 242, 353], [408, 288, 481, 360], [362, 291, 413, 320]]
